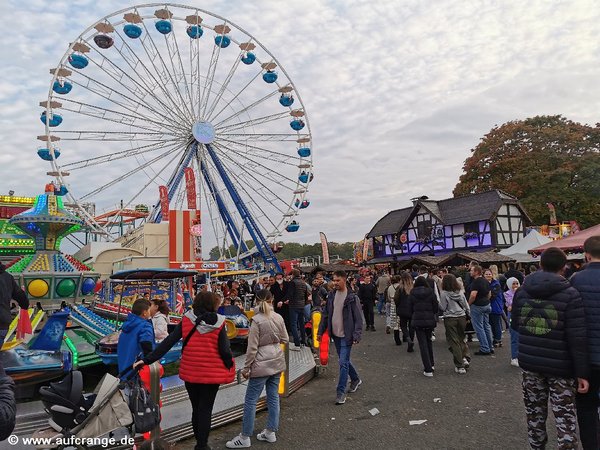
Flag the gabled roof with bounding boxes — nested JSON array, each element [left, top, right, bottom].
[[366, 207, 413, 238], [367, 190, 530, 238], [437, 190, 520, 225]]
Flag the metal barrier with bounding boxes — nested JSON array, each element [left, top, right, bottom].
[[149, 362, 162, 439]]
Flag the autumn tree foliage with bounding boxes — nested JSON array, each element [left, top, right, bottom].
[[454, 115, 600, 228]]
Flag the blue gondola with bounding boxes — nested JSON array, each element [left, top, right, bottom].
[[295, 199, 300, 207], [93, 34, 114, 49], [263, 71, 278, 83], [215, 35, 231, 48], [155, 20, 172, 34], [297, 147, 311, 157], [241, 52, 256, 64], [68, 54, 88, 69], [286, 221, 300, 232], [300, 200, 310, 209], [290, 119, 305, 131], [187, 25, 203, 39], [298, 172, 309, 183], [55, 185, 68, 196], [279, 94, 294, 107], [37, 148, 61, 161], [124, 24, 142, 39], [52, 81, 72, 95], [40, 112, 63, 127]]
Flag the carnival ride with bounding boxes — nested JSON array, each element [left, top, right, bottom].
[[39, 3, 314, 273]]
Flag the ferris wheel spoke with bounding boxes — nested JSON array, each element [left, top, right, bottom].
[[205, 150, 280, 232], [59, 99, 181, 135], [212, 142, 295, 201], [80, 37, 189, 128], [203, 45, 246, 119], [81, 145, 180, 200], [56, 130, 182, 141], [198, 31, 225, 120], [61, 140, 179, 170], [66, 72, 187, 131], [215, 111, 290, 134], [215, 137, 303, 166], [162, 18, 195, 114], [216, 133, 304, 142], [133, 16, 193, 120], [209, 70, 264, 123]]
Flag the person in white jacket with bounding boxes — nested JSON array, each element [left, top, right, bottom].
[[226, 289, 289, 448], [150, 298, 169, 342]]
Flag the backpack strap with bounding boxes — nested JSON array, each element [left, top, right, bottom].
[[182, 317, 201, 351]]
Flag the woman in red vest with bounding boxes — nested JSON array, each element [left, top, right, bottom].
[[134, 291, 235, 450]]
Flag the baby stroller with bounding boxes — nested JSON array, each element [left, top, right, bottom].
[[32, 370, 134, 449]]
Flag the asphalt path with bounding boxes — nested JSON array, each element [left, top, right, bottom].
[[176, 313, 559, 450]]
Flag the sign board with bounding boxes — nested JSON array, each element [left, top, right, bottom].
[[169, 260, 228, 272]]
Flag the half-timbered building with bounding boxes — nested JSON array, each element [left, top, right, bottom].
[[366, 190, 531, 264]]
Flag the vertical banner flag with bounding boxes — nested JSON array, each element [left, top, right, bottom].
[[320, 232, 330, 264], [547, 203, 557, 225], [159, 185, 169, 220], [184, 167, 197, 210], [362, 237, 371, 262]]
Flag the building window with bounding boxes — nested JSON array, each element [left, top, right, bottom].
[[464, 221, 479, 234], [417, 220, 432, 239]]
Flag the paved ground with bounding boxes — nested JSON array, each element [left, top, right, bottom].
[[175, 314, 558, 450]]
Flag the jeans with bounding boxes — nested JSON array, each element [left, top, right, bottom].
[[303, 304, 311, 322], [289, 308, 306, 346], [362, 301, 374, 327], [184, 382, 220, 450], [377, 293, 385, 314], [415, 328, 434, 372], [470, 304, 493, 353], [511, 329, 519, 359], [242, 374, 281, 436], [399, 317, 414, 343], [444, 316, 469, 368], [576, 366, 600, 450], [490, 313, 503, 343], [332, 336, 359, 395]]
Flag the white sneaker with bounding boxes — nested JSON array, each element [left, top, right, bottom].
[[257, 429, 277, 443], [462, 358, 470, 368], [510, 358, 519, 367], [431, 334, 436, 341], [289, 344, 300, 352], [455, 367, 467, 374], [423, 371, 434, 377], [226, 434, 251, 448]]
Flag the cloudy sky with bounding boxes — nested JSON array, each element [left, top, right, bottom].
[[2, 0, 600, 253]]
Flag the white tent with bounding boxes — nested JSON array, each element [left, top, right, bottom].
[[499, 230, 552, 263]]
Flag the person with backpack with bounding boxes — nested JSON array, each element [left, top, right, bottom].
[[226, 289, 288, 448], [408, 277, 439, 377], [394, 272, 415, 352], [134, 291, 235, 450], [439, 274, 470, 374]]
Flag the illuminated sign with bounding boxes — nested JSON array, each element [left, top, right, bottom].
[[169, 261, 228, 271]]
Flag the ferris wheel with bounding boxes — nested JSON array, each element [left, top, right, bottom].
[[39, 3, 313, 271]]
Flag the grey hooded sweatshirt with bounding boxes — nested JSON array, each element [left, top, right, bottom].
[[439, 290, 470, 318]]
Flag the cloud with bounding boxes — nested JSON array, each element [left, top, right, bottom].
[[2, 0, 600, 257]]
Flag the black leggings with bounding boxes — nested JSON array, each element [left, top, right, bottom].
[[362, 301, 374, 327], [399, 317, 414, 343], [415, 328, 435, 373], [185, 382, 220, 450]]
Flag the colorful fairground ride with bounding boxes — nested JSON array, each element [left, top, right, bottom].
[[37, 3, 314, 274], [0, 185, 106, 393]]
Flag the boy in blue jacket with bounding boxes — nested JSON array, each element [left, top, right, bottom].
[[117, 299, 155, 376]]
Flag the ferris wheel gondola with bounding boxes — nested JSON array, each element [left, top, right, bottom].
[[39, 3, 313, 272]]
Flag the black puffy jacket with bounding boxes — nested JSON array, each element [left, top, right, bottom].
[[408, 286, 438, 329], [0, 365, 16, 441], [511, 271, 589, 379], [570, 262, 600, 367]]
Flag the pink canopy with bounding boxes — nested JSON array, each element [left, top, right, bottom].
[[529, 223, 600, 255]]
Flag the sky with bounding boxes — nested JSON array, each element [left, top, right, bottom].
[[1, 0, 600, 253]]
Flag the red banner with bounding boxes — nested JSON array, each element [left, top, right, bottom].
[[159, 185, 169, 220], [320, 232, 330, 264], [184, 167, 197, 210]]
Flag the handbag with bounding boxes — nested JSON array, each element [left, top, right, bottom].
[[128, 375, 160, 434]]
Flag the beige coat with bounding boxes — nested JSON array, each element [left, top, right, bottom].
[[243, 310, 289, 378]]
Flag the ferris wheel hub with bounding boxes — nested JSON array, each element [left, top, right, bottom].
[[192, 121, 216, 144]]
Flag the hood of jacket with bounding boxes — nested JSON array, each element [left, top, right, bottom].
[[185, 309, 225, 334], [444, 291, 464, 303], [121, 313, 152, 333], [522, 271, 570, 299], [411, 285, 434, 300]]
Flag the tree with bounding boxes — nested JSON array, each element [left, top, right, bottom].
[[454, 115, 600, 228]]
